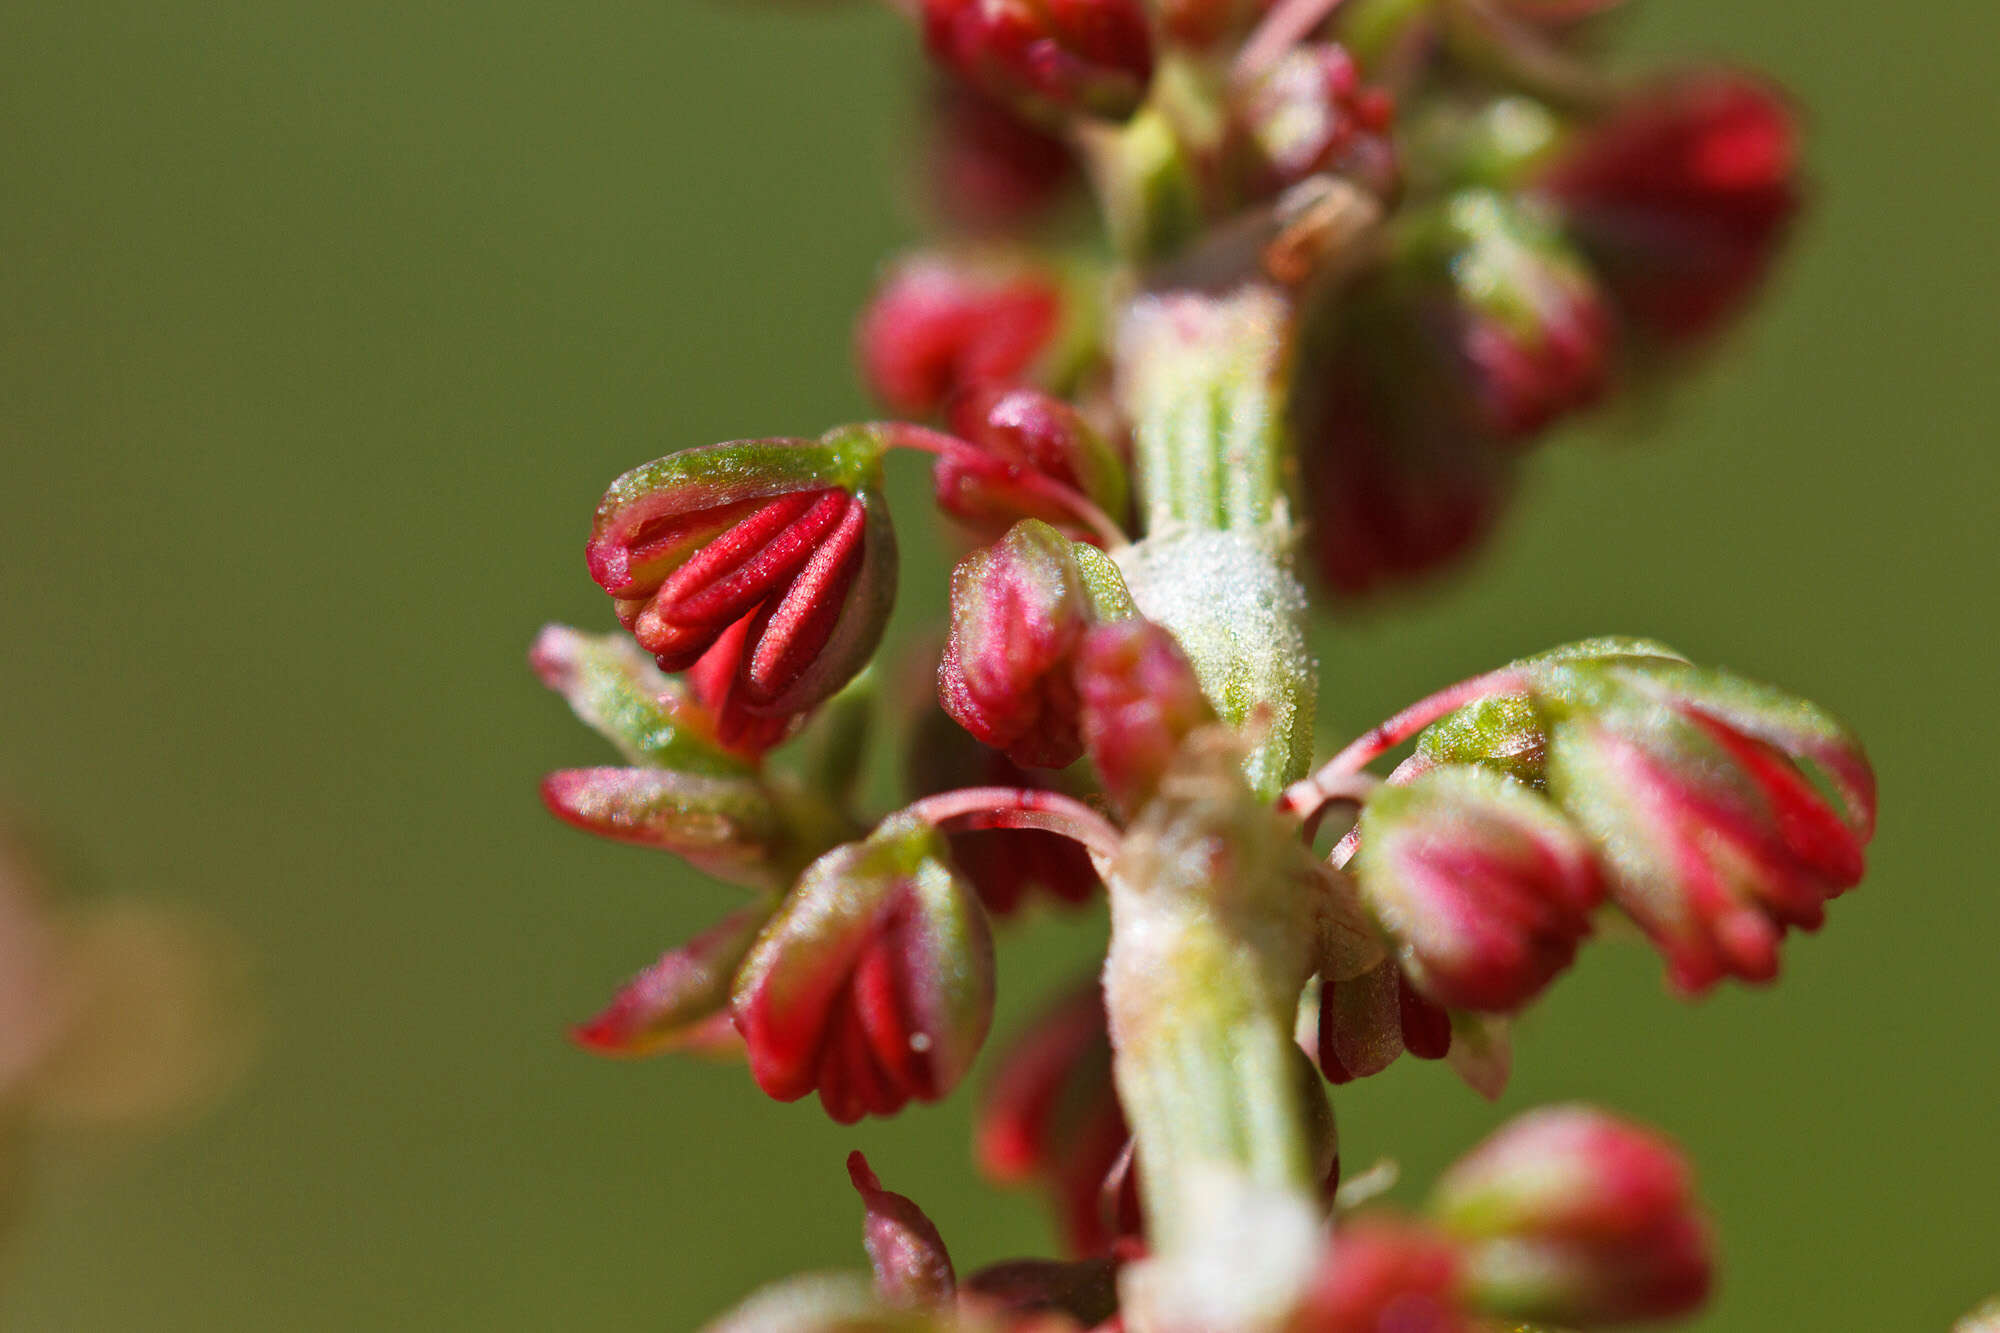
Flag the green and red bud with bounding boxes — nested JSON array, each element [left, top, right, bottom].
[[1288, 1217, 1473, 1333], [921, 0, 1154, 125], [731, 815, 995, 1123], [572, 905, 771, 1058], [938, 385, 1128, 542], [1539, 70, 1801, 347], [1354, 767, 1603, 1013], [940, 520, 1134, 769], [539, 768, 787, 887], [858, 253, 1073, 417], [1075, 618, 1214, 817], [1401, 190, 1613, 441], [1232, 45, 1399, 202], [586, 432, 897, 737], [1430, 1105, 1712, 1325], [531, 624, 750, 773], [849, 1152, 959, 1310]]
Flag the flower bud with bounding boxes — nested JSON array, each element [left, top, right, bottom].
[[848, 1152, 958, 1309], [940, 520, 1134, 768], [1401, 190, 1613, 441], [587, 433, 897, 729], [1075, 618, 1214, 816], [731, 814, 995, 1123], [573, 905, 770, 1058], [924, 82, 1081, 233], [922, 0, 1154, 125], [938, 385, 1128, 542], [530, 624, 750, 773], [907, 703, 1100, 915], [858, 253, 1072, 416], [1534, 657, 1875, 993], [1355, 767, 1603, 1013], [975, 982, 1133, 1256], [1232, 45, 1398, 201], [539, 768, 786, 887], [1539, 70, 1801, 346], [1289, 1218, 1473, 1333], [1430, 1105, 1712, 1325]]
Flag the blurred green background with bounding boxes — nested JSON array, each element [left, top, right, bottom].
[[2, 1, 1994, 1328]]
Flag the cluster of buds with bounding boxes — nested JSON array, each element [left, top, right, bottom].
[[530, 0, 1876, 1328]]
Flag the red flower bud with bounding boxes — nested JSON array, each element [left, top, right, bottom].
[[1297, 364, 1516, 600], [937, 385, 1129, 542], [1431, 1105, 1712, 1325], [1406, 190, 1613, 441], [587, 433, 898, 737], [1232, 45, 1398, 201], [940, 520, 1134, 768], [858, 253, 1070, 416], [925, 81, 1081, 233], [1355, 767, 1603, 1013], [847, 1152, 958, 1309], [975, 982, 1134, 1257], [907, 703, 1100, 915], [922, 0, 1154, 125], [1289, 1218, 1473, 1333], [1540, 70, 1802, 346], [1535, 657, 1875, 993], [731, 815, 995, 1123], [572, 905, 770, 1058], [1075, 618, 1215, 816]]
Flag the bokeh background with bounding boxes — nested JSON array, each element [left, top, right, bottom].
[[2, 2, 1995, 1328]]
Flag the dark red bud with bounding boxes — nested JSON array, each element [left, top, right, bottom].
[[1540, 69, 1802, 346], [937, 385, 1128, 542], [847, 1152, 958, 1309], [858, 253, 1067, 416], [922, 0, 1155, 125], [1291, 1218, 1473, 1333], [925, 81, 1081, 233], [1075, 619, 1215, 816]]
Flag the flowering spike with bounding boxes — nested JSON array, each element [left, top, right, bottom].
[[539, 769, 786, 887], [921, 0, 1155, 125], [1075, 618, 1215, 817], [847, 1152, 958, 1309], [857, 252, 1071, 416], [732, 814, 995, 1122], [936, 385, 1129, 541], [1291, 1218, 1473, 1333], [1354, 766, 1603, 1013], [1431, 1106, 1713, 1325], [1540, 69, 1801, 346], [573, 905, 772, 1058], [587, 433, 897, 733], [940, 519, 1133, 768]]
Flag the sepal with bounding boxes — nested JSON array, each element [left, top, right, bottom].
[[572, 904, 772, 1058], [539, 768, 787, 887]]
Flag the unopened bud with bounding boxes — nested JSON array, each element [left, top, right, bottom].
[[573, 905, 770, 1058], [858, 252, 1071, 416], [940, 520, 1133, 768], [922, 0, 1154, 124], [924, 81, 1081, 233], [1233, 45, 1398, 200], [539, 768, 786, 887], [1539, 69, 1801, 346], [1075, 618, 1215, 816], [1431, 1105, 1712, 1325], [587, 432, 897, 729], [732, 814, 995, 1123], [1355, 767, 1603, 1013], [848, 1152, 958, 1309], [1289, 1217, 1473, 1333], [937, 385, 1128, 541]]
